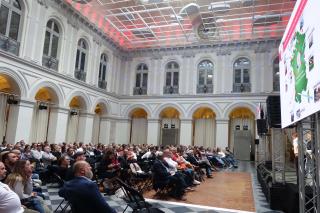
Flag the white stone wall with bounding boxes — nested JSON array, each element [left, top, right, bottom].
[[0, 0, 279, 149]]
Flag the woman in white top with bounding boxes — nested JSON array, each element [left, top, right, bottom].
[[5, 160, 50, 213], [0, 161, 24, 213]]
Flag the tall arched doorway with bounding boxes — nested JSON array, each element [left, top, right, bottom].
[[92, 103, 107, 144], [129, 108, 148, 145], [0, 74, 21, 143], [229, 107, 255, 160], [193, 107, 216, 148], [160, 107, 180, 146], [66, 96, 86, 143], [30, 87, 59, 143]]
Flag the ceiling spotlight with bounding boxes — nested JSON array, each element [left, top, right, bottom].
[[132, 29, 155, 38], [253, 13, 281, 27], [72, 0, 92, 4], [242, 0, 255, 7]]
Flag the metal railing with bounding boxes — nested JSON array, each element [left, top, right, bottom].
[[0, 34, 20, 55], [233, 83, 251, 92], [74, 69, 86, 82], [42, 55, 59, 71], [98, 79, 107, 89], [133, 86, 147, 95], [163, 85, 179, 94], [197, 84, 213, 94]]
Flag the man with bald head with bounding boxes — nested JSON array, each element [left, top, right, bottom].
[[59, 161, 116, 213]]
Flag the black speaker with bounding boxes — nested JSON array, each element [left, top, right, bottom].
[[257, 119, 267, 135], [255, 139, 259, 145], [267, 96, 281, 128]]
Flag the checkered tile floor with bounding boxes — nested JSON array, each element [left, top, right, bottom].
[[41, 161, 278, 213]]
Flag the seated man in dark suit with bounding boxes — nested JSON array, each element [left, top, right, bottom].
[[152, 152, 188, 199], [58, 161, 116, 213]]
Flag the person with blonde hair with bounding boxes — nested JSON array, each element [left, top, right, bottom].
[[5, 160, 50, 213]]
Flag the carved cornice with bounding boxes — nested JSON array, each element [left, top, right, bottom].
[[128, 39, 280, 57]]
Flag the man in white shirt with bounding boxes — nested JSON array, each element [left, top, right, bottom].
[[0, 162, 24, 213], [292, 132, 299, 182], [42, 146, 57, 168], [31, 145, 43, 161]]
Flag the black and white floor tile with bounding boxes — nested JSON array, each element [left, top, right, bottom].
[[41, 161, 281, 213]]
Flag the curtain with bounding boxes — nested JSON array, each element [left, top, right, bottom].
[[66, 111, 79, 143], [229, 118, 254, 151], [30, 104, 50, 143], [194, 119, 215, 148], [36, 108, 49, 142], [0, 94, 7, 141], [131, 118, 147, 145], [92, 114, 100, 144]]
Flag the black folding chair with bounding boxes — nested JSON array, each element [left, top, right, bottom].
[[54, 199, 71, 213], [53, 174, 71, 213], [116, 178, 164, 213]]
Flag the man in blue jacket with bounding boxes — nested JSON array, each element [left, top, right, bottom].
[[58, 161, 116, 213]]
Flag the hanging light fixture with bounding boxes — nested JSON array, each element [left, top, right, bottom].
[[72, 0, 92, 4]]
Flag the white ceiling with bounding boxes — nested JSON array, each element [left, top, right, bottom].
[[66, 0, 296, 50]]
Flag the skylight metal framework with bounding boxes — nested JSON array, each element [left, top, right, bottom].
[[66, 0, 296, 50]]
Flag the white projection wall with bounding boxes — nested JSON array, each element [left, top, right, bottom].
[[279, 0, 320, 128]]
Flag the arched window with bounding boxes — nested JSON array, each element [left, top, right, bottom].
[[273, 57, 280, 91], [133, 63, 148, 95], [233, 57, 251, 92], [0, 0, 22, 55], [98, 53, 107, 89], [164, 61, 179, 94], [42, 19, 60, 70], [197, 60, 213, 93], [74, 39, 88, 82]]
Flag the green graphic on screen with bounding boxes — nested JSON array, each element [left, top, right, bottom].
[[291, 31, 308, 103]]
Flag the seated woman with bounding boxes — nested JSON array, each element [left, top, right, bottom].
[[5, 160, 50, 213], [98, 150, 121, 194], [98, 150, 121, 179], [57, 155, 70, 179], [170, 148, 200, 185]]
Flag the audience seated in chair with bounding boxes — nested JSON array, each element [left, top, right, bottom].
[[152, 151, 188, 200], [0, 161, 32, 213], [1, 151, 19, 181], [58, 160, 116, 213], [5, 160, 50, 213]]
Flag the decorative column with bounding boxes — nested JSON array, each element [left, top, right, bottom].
[[147, 118, 160, 145], [115, 118, 131, 144], [77, 111, 94, 143], [99, 116, 112, 145], [179, 119, 193, 146], [6, 99, 35, 144], [215, 119, 229, 149], [46, 106, 69, 144]]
